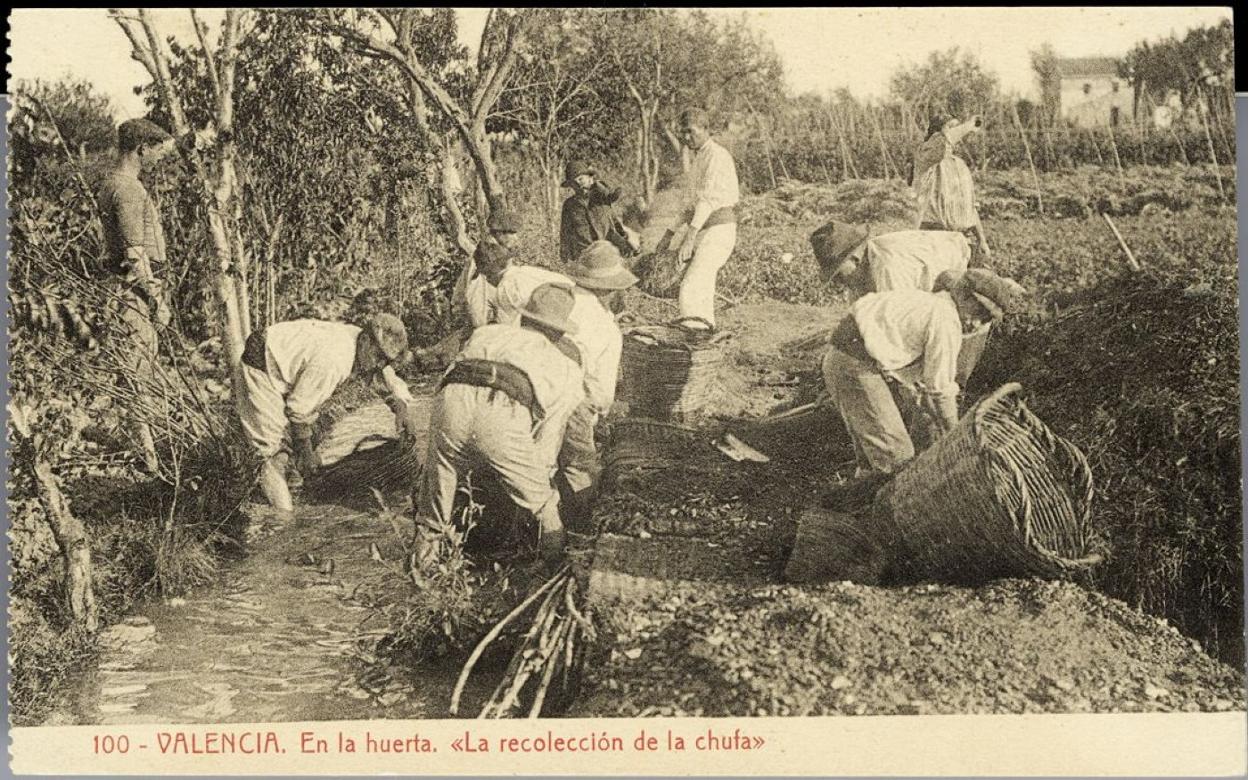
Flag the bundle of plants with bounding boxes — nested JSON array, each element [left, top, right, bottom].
[[969, 265, 1241, 663]]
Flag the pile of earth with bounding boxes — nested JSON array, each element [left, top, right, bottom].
[[570, 579, 1244, 717]]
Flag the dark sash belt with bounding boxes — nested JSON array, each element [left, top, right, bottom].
[[701, 205, 738, 231], [440, 358, 546, 426], [242, 327, 267, 372]]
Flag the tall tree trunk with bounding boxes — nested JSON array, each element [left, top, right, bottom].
[[33, 461, 98, 632]]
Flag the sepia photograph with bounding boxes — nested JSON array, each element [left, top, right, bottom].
[[5, 5, 1243, 775]]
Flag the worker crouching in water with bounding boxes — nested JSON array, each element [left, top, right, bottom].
[[557, 240, 640, 530], [418, 284, 586, 565], [822, 269, 1026, 504], [237, 313, 414, 515]]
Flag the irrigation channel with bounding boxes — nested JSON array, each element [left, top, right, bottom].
[[43, 395, 496, 726]]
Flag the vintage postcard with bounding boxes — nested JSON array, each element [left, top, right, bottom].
[[5, 6, 1244, 776]]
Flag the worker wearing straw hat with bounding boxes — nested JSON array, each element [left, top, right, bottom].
[[419, 284, 585, 564], [236, 313, 414, 515], [810, 220, 972, 299], [822, 269, 1026, 499], [556, 240, 640, 529], [559, 160, 638, 266], [672, 107, 739, 331]]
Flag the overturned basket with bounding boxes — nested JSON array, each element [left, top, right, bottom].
[[873, 382, 1106, 583], [618, 323, 724, 423], [629, 231, 685, 299]]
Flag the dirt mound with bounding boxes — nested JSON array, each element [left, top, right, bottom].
[[739, 178, 916, 232], [572, 578, 1243, 717]]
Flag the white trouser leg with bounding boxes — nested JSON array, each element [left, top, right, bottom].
[[678, 223, 736, 327]]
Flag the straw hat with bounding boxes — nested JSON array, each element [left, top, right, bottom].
[[562, 159, 596, 188], [365, 313, 411, 364], [568, 240, 639, 291], [810, 220, 870, 278], [520, 283, 579, 335]]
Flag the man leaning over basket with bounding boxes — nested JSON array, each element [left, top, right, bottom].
[[418, 284, 586, 566], [821, 269, 1026, 504], [235, 313, 414, 516], [671, 107, 739, 332], [556, 240, 640, 530], [810, 220, 972, 299]]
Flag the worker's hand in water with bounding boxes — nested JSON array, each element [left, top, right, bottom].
[[292, 438, 321, 478]]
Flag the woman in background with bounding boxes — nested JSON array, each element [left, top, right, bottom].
[[911, 115, 991, 263]]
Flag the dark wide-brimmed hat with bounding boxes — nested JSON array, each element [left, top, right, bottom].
[[486, 207, 522, 235], [810, 220, 870, 279], [940, 268, 1028, 320], [568, 240, 639, 291], [365, 312, 411, 364], [520, 283, 579, 335], [562, 159, 596, 188]]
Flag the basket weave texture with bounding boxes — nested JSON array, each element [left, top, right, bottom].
[[619, 324, 724, 423], [872, 382, 1105, 583], [630, 230, 686, 299]]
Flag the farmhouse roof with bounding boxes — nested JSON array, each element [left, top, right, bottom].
[[1057, 56, 1122, 79]]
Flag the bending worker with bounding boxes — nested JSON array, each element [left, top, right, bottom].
[[822, 269, 1025, 499], [419, 284, 585, 563], [672, 107, 739, 331], [236, 313, 413, 514], [557, 240, 640, 529], [810, 220, 971, 299]]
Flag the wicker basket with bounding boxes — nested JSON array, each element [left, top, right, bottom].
[[631, 230, 686, 299], [784, 508, 890, 585], [619, 324, 724, 422], [872, 382, 1105, 584]]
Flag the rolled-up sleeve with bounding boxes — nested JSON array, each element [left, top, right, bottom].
[[919, 310, 962, 400], [284, 363, 341, 425]]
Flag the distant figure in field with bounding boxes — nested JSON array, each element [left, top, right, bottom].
[[911, 115, 991, 262], [97, 117, 176, 473], [558, 160, 637, 266], [672, 107, 740, 331]]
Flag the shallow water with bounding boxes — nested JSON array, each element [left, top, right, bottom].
[[45, 396, 481, 726]]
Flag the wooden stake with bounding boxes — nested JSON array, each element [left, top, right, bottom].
[[1105, 122, 1126, 185], [1011, 104, 1044, 216], [1196, 86, 1228, 203], [1101, 212, 1141, 272]]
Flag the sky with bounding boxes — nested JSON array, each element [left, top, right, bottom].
[[8, 7, 1234, 119]]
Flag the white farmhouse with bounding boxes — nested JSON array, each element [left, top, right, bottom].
[[1053, 56, 1136, 128]]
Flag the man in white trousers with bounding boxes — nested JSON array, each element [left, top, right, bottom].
[[674, 108, 739, 331]]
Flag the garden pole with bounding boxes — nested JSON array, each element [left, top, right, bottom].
[[1105, 122, 1126, 185], [1101, 213, 1141, 272], [1011, 104, 1044, 216], [1196, 87, 1228, 203]]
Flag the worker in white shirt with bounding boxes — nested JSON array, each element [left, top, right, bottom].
[[821, 269, 1025, 501], [673, 107, 740, 331], [236, 313, 413, 514], [557, 240, 640, 529], [810, 220, 972, 299], [419, 284, 585, 564]]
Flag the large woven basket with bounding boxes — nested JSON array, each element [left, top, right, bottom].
[[872, 382, 1105, 583], [630, 230, 685, 299], [618, 324, 724, 422]]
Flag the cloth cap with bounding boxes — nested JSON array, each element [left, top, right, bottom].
[[486, 207, 521, 234], [118, 118, 172, 150], [569, 240, 639, 291], [942, 268, 1028, 320], [563, 160, 596, 187], [810, 220, 870, 276], [520, 283, 578, 335], [365, 313, 410, 364]]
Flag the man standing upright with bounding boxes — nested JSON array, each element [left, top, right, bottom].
[[674, 108, 739, 331], [559, 160, 637, 266], [97, 118, 176, 472]]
